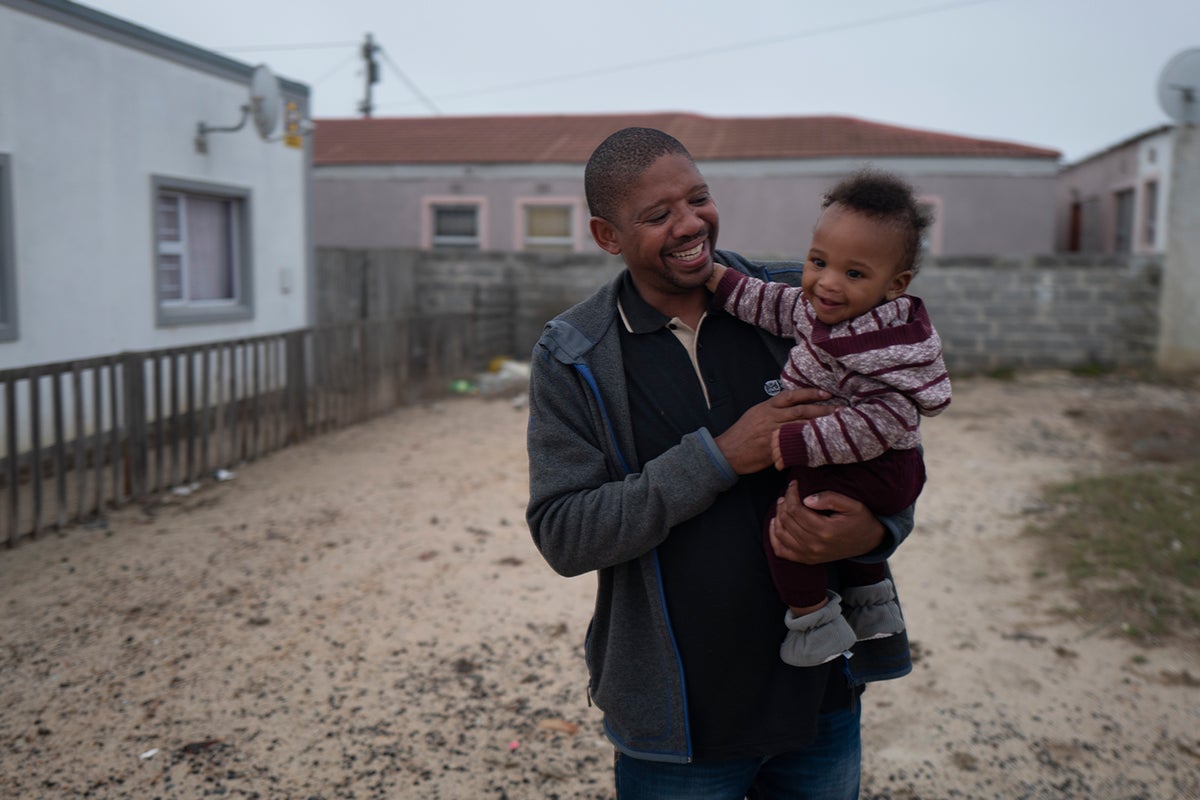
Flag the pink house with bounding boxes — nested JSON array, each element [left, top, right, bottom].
[[312, 112, 1061, 259], [1055, 125, 1174, 255]]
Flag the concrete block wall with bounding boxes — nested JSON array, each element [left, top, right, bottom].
[[915, 255, 1161, 373], [508, 254, 627, 358], [316, 249, 1164, 376]]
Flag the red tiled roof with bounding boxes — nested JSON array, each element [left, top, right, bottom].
[[312, 112, 1060, 165]]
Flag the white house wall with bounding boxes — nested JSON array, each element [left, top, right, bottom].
[[0, 1, 311, 371]]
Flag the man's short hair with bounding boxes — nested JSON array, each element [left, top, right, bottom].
[[585, 127, 693, 221], [822, 169, 933, 274]]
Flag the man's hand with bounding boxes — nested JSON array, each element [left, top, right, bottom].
[[715, 389, 832, 475], [768, 483, 885, 564]]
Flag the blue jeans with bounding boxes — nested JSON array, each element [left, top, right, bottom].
[[614, 705, 861, 800]]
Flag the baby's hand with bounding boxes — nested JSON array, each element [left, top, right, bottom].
[[705, 263, 727, 292], [771, 428, 785, 471]]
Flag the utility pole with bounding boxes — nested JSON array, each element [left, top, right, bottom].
[[358, 33, 380, 118]]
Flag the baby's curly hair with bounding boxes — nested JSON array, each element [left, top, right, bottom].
[[822, 169, 932, 274]]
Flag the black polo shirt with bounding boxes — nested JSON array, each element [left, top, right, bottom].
[[615, 272, 849, 761]]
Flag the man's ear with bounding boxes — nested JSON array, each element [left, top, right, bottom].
[[886, 270, 913, 300], [589, 216, 622, 255]]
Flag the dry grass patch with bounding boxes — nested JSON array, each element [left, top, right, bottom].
[[1026, 371, 1200, 648]]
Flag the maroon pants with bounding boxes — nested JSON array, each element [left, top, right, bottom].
[[766, 447, 925, 609]]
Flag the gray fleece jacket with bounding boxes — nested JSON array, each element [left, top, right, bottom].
[[525, 250, 914, 763]]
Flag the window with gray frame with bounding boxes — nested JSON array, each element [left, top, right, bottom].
[[153, 176, 253, 326], [1142, 180, 1158, 248], [0, 154, 16, 342], [431, 204, 481, 250], [1113, 188, 1134, 254], [1080, 196, 1102, 253]]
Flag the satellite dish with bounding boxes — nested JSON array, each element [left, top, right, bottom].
[[1157, 47, 1200, 124], [195, 63, 292, 153], [249, 64, 282, 139]]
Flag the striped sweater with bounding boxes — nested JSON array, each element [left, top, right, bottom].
[[714, 269, 951, 469]]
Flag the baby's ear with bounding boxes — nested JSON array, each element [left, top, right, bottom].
[[886, 270, 913, 300]]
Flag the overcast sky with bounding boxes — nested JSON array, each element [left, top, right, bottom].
[[81, 0, 1198, 162]]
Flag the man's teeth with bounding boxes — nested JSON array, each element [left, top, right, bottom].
[[672, 244, 704, 260]]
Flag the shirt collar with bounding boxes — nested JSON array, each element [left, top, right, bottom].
[[616, 270, 674, 334]]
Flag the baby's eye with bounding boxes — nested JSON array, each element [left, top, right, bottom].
[[847, 269, 864, 279], [808, 258, 825, 269]]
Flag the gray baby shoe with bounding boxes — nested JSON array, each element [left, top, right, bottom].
[[779, 591, 858, 667], [841, 578, 905, 641]]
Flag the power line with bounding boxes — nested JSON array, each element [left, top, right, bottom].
[[213, 0, 1003, 116], [215, 40, 359, 53], [213, 32, 440, 117], [375, 0, 1003, 111], [378, 47, 442, 116], [309, 51, 360, 88]]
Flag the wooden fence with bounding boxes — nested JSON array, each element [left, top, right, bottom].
[[0, 314, 476, 549]]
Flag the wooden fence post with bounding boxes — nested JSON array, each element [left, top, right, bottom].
[[285, 330, 307, 444], [123, 351, 148, 503]]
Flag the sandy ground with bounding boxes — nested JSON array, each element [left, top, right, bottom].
[[1, 371, 1198, 800]]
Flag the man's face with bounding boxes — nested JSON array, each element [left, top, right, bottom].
[[801, 203, 911, 325], [590, 153, 720, 307]]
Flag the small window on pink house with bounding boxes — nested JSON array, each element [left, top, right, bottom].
[[431, 204, 481, 250], [1113, 188, 1135, 253], [1142, 180, 1158, 248], [523, 204, 574, 253]]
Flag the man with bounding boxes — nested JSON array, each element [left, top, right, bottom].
[[526, 127, 914, 799]]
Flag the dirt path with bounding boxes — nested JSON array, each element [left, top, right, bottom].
[[1, 372, 1197, 799], [862, 372, 1199, 799]]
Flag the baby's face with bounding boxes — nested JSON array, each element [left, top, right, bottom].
[[801, 204, 910, 325]]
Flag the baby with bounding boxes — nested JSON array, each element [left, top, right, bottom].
[[707, 168, 951, 667]]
